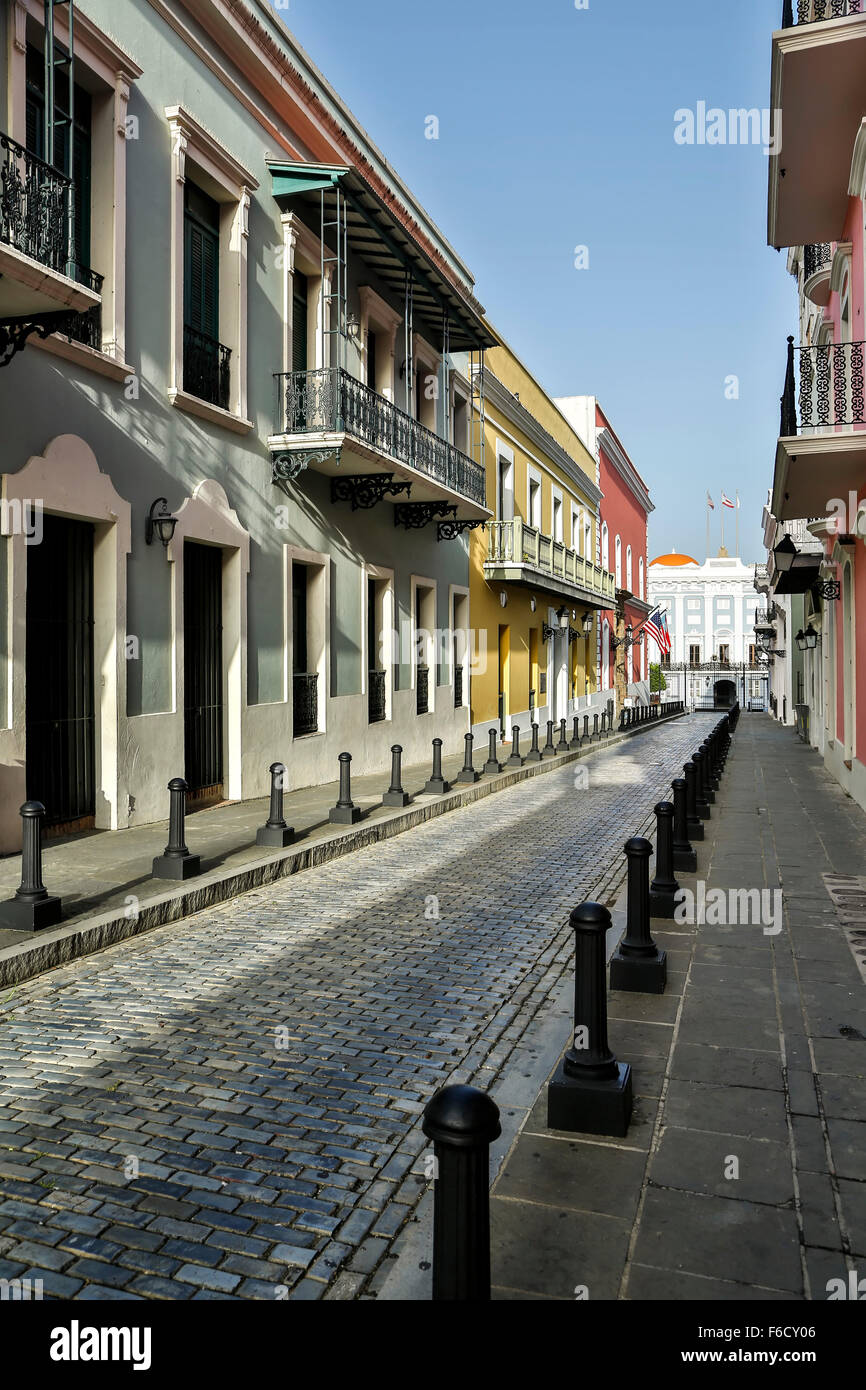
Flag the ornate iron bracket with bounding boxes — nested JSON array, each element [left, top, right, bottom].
[[393, 502, 456, 530], [0, 309, 80, 368], [436, 518, 487, 542], [271, 447, 341, 497], [330, 474, 412, 511], [814, 580, 841, 601]]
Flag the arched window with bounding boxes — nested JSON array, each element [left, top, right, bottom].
[[615, 535, 622, 588], [626, 545, 633, 592], [585, 513, 593, 561], [602, 619, 610, 691], [639, 556, 645, 600], [601, 522, 609, 570]]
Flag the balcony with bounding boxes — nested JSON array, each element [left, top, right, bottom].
[[773, 336, 866, 517], [484, 517, 616, 608], [803, 242, 833, 305], [270, 368, 488, 517], [769, 4, 866, 248], [0, 132, 101, 322], [783, 1, 864, 25], [184, 325, 232, 412]]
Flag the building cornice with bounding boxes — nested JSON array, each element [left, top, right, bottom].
[[598, 428, 654, 514], [482, 370, 602, 509]]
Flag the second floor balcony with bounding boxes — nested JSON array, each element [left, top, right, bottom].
[[769, 3, 866, 249], [774, 335, 866, 518], [0, 131, 101, 324], [484, 517, 615, 608], [270, 367, 488, 517], [803, 243, 833, 305]]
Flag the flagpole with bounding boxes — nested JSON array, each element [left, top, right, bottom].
[[720, 497, 725, 553], [735, 492, 740, 558], [706, 499, 710, 561]]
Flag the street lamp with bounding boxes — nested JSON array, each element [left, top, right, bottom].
[[795, 629, 806, 652], [804, 624, 818, 650], [145, 498, 178, 549], [773, 534, 798, 573]]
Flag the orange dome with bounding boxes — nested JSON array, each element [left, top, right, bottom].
[[650, 551, 700, 567]]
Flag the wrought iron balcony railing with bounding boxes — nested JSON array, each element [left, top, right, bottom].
[[62, 264, 104, 350], [184, 324, 232, 411], [783, 0, 863, 25], [293, 672, 318, 737], [803, 242, 832, 280], [274, 367, 486, 508], [453, 663, 463, 709], [368, 669, 386, 724], [485, 517, 616, 604], [0, 131, 72, 274], [416, 664, 429, 716], [781, 336, 866, 434]]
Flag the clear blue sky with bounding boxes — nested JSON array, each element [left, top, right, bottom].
[[273, 0, 792, 564]]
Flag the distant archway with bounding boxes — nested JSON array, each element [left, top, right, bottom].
[[713, 678, 736, 709]]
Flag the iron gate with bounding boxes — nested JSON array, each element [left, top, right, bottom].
[[26, 515, 95, 827], [184, 541, 223, 797]]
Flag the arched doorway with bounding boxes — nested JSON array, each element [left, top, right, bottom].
[[713, 679, 736, 709]]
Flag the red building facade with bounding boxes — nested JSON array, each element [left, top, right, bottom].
[[557, 397, 654, 703]]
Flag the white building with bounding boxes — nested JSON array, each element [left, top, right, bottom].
[[647, 550, 769, 710]]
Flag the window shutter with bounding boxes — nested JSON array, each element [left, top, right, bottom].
[[292, 272, 308, 373]]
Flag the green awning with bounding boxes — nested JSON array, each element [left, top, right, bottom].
[[267, 161, 497, 353]]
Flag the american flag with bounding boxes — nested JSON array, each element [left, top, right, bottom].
[[660, 611, 672, 654], [721, 492, 735, 509], [644, 607, 670, 655]]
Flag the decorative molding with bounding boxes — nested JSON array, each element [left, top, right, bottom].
[[850, 118, 866, 199], [597, 427, 655, 515], [394, 502, 456, 530], [164, 105, 259, 196], [830, 241, 853, 296]]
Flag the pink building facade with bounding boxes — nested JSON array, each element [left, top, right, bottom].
[[767, 2, 866, 810]]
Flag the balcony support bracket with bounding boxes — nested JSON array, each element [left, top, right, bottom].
[[394, 502, 456, 530], [437, 518, 487, 542], [331, 474, 412, 510], [271, 447, 341, 496], [0, 309, 79, 369]]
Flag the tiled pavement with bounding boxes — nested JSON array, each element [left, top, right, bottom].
[[489, 716, 866, 1301], [0, 714, 714, 1301]]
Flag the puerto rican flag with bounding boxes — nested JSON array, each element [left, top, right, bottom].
[[721, 492, 735, 509], [644, 607, 669, 655]]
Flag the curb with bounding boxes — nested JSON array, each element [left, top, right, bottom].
[[0, 711, 688, 989]]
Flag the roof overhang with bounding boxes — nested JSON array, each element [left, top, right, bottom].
[[268, 161, 498, 353], [772, 431, 866, 519]]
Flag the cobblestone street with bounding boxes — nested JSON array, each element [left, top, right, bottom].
[[0, 716, 713, 1301]]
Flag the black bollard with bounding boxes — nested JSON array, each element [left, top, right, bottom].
[[383, 744, 411, 806], [610, 838, 667, 993], [256, 763, 295, 848], [330, 752, 363, 824], [424, 737, 451, 794], [483, 728, 502, 775], [542, 720, 557, 758], [548, 902, 632, 1136], [592, 713, 600, 741], [696, 744, 714, 808], [582, 714, 591, 744], [672, 777, 697, 872], [525, 722, 542, 763], [649, 802, 680, 919], [684, 759, 705, 841], [507, 724, 525, 768], [422, 1084, 501, 1302], [600, 711, 607, 737], [153, 778, 201, 879], [458, 732, 481, 784], [557, 718, 569, 753], [569, 715, 580, 750], [0, 802, 62, 931], [618, 708, 627, 732]]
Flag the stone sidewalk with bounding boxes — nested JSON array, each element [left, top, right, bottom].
[[489, 715, 866, 1301]]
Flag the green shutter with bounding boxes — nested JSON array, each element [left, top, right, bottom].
[[184, 185, 220, 341], [292, 271, 308, 373]]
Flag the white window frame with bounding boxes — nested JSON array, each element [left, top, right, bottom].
[[615, 534, 622, 588], [551, 487, 564, 544], [601, 521, 609, 571], [527, 466, 543, 530], [362, 563, 395, 722], [496, 442, 515, 522]]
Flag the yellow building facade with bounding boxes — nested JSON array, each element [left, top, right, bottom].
[[467, 340, 616, 744]]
